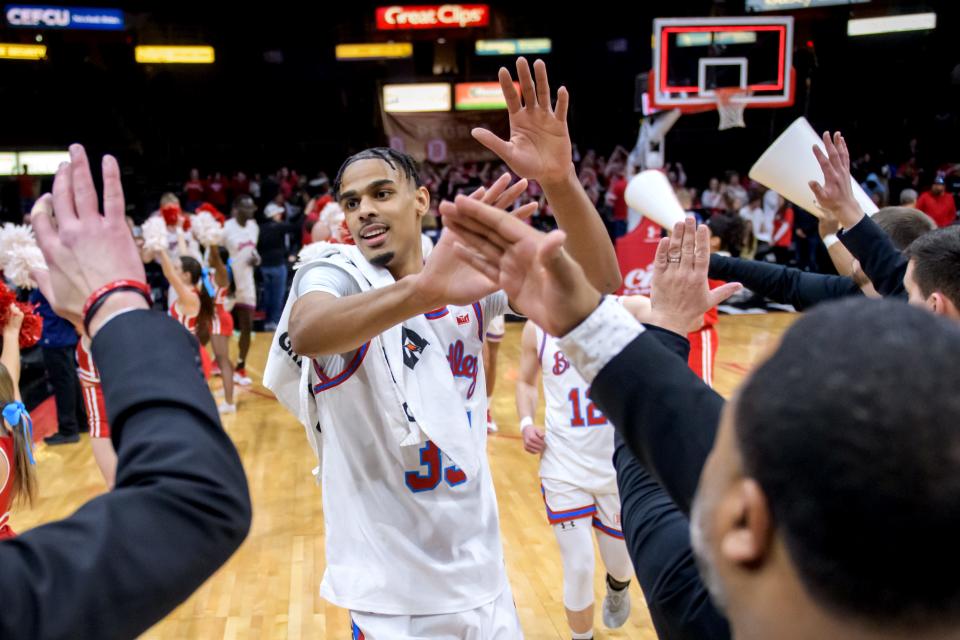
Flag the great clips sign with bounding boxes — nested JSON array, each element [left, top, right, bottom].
[[6, 5, 125, 30], [376, 5, 489, 30]]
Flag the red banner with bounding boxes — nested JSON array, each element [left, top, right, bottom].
[[376, 5, 490, 30], [616, 218, 663, 296]]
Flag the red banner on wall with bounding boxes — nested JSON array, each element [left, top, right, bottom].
[[616, 218, 663, 296], [376, 5, 490, 30]]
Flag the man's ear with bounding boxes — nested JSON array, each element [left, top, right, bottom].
[[929, 292, 960, 320], [719, 478, 773, 567], [415, 186, 430, 219]]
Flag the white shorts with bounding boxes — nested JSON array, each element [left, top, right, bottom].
[[233, 267, 256, 308], [350, 580, 523, 640], [541, 478, 624, 540], [486, 314, 505, 343]]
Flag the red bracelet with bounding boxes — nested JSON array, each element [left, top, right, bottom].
[[82, 279, 152, 336]]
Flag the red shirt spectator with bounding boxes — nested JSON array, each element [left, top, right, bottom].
[[773, 206, 794, 248], [184, 168, 204, 204], [610, 176, 628, 222], [17, 171, 36, 200], [230, 172, 250, 198], [205, 172, 228, 208], [916, 179, 957, 228]]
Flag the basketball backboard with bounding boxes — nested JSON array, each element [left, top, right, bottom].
[[650, 16, 795, 112]]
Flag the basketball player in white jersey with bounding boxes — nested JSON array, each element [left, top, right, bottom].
[[516, 297, 649, 640], [223, 194, 260, 386], [274, 58, 621, 638]]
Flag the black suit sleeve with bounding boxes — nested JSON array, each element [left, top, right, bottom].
[[839, 215, 907, 298], [591, 325, 724, 514], [614, 435, 730, 640], [709, 254, 862, 310], [0, 311, 251, 640]]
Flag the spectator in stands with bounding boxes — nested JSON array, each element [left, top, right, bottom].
[[702, 178, 723, 210], [205, 171, 229, 210], [900, 188, 919, 207], [916, 175, 957, 228], [183, 168, 204, 211]]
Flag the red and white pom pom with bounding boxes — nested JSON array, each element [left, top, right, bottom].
[[319, 202, 345, 229], [295, 241, 333, 268], [0, 284, 43, 349], [195, 202, 227, 225], [141, 216, 168, 252], [191, 211, 225, 247], [0, 223, 47, 289]]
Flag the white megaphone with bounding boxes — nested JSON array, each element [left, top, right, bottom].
[[625, 170, 687, 230], [749, 117, 879, 219]]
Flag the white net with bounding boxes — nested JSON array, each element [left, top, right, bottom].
[[715, 88, 748, 130]]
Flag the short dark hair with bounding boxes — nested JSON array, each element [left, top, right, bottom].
[[706, 212, 746, 254], [872, 206, 936, 251], [333, 148, 423, 200], [903, 226, 960, 309], [734, 298, 960, 627]]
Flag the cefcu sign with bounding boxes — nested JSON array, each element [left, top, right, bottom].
[[5, 5, 125, 30], [376, 5, 489, 30]]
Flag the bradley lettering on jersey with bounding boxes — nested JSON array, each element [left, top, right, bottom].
[[447, 340, 479, 398], [552, 351, 570, 376]]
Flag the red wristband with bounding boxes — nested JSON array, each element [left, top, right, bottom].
[[82, 279, 152, 335]]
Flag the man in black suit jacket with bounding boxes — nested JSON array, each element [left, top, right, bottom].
[[441, 188, 960, 640], [0, 145, 251, 639]]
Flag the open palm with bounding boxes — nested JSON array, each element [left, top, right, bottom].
[[472, 58, 572, 185]]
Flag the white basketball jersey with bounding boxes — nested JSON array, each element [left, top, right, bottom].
[[312, 294, 509, 616], [536, 325, 617, 495], [223, 219, 259, 260]]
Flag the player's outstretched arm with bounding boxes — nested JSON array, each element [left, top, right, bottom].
[[472, 57, 621, 294]]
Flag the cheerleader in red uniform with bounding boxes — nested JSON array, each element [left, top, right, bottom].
[[0, 304, 36, 539], [206, 246, 236, 414], [75, 334, 117, 487], [688, 214, 747, 387], [157, 250, 215, 379]]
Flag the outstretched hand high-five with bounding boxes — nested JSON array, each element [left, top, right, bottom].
[[440, 196, 742, 338], [471, 58, 572, 187], [31, 144, 148, 336], [809, 131, 863, 230], [415, 174, 538, 309]]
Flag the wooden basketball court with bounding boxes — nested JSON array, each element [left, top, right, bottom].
[[8, 313, 796, 639]]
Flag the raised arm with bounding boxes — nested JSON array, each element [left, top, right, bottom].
[[1, 305, 24, 400], [471, 58, 621, 293], [207, 244, 230, 289], [157, 250, 200, 316]]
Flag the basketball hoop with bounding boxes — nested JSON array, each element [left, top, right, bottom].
[[715, 88, 749, 130]]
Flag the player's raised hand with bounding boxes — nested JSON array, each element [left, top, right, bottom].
[[471, 58, 573, 186]]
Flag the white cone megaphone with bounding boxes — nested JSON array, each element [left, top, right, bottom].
[[625, 170, 687, 230], [749, 117, 879, 219]]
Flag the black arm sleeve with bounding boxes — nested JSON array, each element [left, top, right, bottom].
[[590, 325, 724, 514], [839, 215, 908, 298], [615, 435, 730, 640], [0, 311, 251, 640], [709, 254, 862, 311]]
